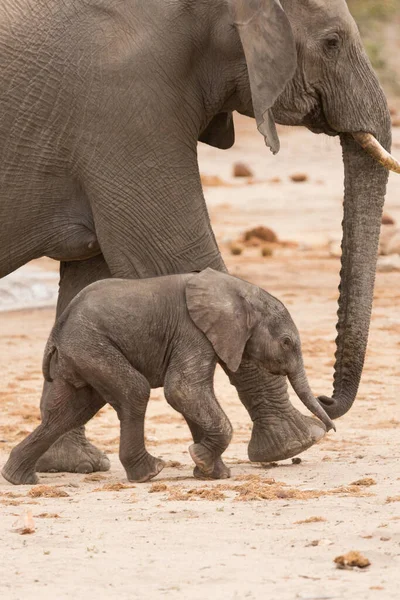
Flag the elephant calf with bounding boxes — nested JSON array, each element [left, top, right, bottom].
[[2, 269, 334, 485]]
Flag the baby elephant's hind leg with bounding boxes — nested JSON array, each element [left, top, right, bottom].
[[2, 380, 104, 485], [84, 350, 164, 483]]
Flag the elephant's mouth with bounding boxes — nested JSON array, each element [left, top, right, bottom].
[[301, 97, 338, 137], [302, 98, 400, 173]]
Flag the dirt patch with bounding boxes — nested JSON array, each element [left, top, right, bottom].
[[294, 516, 326, 524], [149, 482, 169, 493], [92, 483, 135, 492], [334, 551, 371, 570], [386, 495, 400, 503], [28, 486, 70, 498], [83, 474, 109, 482], [167, 486, 227, 501], [350, 477, 377, 487]]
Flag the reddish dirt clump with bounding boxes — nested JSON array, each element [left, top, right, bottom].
[[334, 551, 371, 569], [93, 482, 134, 492], [243, 226, 278, 244], [233, 162, 254, 178], [28, 486, 69, 498]]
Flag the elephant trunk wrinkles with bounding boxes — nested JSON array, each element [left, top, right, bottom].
[[288, 366, 335, 432], [319, 129, 390, 420]]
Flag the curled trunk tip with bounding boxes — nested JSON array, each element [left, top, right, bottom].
[[288, 372, 336, 433]]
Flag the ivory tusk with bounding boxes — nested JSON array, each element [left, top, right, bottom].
[[352, 132, 400, 174]]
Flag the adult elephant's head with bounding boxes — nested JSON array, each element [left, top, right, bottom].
[[272, 0, 399, 419], [200, 0, 398, 421]]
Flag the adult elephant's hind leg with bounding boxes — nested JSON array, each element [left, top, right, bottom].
[[223, 361, 326, 463], [2, 380, 105, 485], [36, 382, 111, 474], [36, 256, 112, 474]]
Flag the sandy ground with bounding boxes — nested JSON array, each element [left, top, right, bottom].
[[1, 117, 400, 599]]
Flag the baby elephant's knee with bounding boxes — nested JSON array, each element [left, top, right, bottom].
[[214, 416, 233, 452]]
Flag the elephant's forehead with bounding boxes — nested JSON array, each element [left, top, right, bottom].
[[281, 0, 357, 36]]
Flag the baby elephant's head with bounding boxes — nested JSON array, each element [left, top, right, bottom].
[[186, 268, 335, 432]]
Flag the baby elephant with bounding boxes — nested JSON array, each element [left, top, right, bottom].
[[2, 268, 334, 485]]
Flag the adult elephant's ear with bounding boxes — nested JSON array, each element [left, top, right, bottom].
[[199, 112, 235, 149], [230, 0, 296, 154], [186, 268, 256, 372]]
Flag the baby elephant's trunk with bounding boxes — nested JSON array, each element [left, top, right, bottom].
[[288, 366, 336, 433]]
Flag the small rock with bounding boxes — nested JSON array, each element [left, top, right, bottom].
[[261, 246, 273, 258], [382, 213, 396, 225], [233, 162, 254, 178], [292, 457, 302, 465], [391, 117, 400, 127], [307, 538, 333, 547], [290, 173, 308, 183], [230, 244, 243, 256], [244, 226, 278, 244], [377, 255, 400, 273]]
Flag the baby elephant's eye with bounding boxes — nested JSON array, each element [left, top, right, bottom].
[[280, 335, 293, 350]]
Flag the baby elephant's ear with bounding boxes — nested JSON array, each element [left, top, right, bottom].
[[186, 269, 254, 372]]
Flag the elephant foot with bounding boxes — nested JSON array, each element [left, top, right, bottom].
[[193, 457, 231, 480], [2, 451, 39, 486], [125, 453, 165, 483], [36, 430, 110, 474], [248, 409, 326, 463], [189, 443, 215, 476]]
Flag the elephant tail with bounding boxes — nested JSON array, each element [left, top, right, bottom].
[[42, 333, 58, 383]]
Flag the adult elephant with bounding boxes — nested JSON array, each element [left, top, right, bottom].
[[0, 0, 397, 474]]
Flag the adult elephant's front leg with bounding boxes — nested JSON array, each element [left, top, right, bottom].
[[222, 360, 326, 463], [36, 255, 111, 474]]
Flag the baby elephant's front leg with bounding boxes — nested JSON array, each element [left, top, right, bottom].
[[183, 417, 231, 480], [165, 362, 233, 478]]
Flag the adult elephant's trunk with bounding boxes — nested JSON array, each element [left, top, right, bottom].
[[319, 130, 390, 420], [288, 366, 335, 432]]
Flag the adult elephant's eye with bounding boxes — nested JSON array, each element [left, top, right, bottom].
[[324, 34, 341, 53]]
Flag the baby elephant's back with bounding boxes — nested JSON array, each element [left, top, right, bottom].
[[53, 274, 190, 344], [47, 275, 191, 386]]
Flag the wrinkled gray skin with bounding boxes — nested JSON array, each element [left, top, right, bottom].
[[2, 269, 335, 485], [0, 0, 392, 474]]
